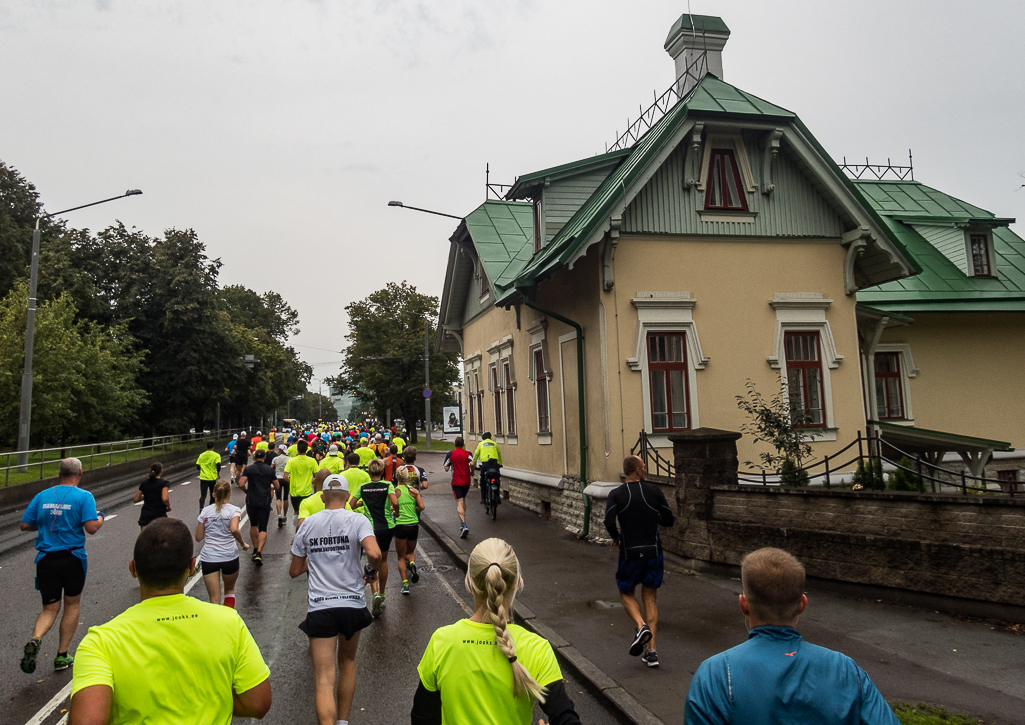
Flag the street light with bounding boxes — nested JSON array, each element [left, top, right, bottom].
[[17, 189, 143, 468], [387, 200, 462, 220]]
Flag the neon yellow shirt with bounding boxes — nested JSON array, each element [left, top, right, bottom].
[[284, 455, 319, 498], [319, 455, 344, 475], [395, 484, 422, 525], [417, 619, 562, 725], [342, 467, 371, 500], [356, 446, 377, 469], [287, 444, 299, 458], [473, 439, 503, 465], [255, 441, 269, 452], [196, 450, 221, 481], [393, 436, 405, 453], [298, 492, 357, 520], [72, 594, 269, 725]]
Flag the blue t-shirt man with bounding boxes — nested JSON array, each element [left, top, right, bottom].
[[22, 485, 99, 568]]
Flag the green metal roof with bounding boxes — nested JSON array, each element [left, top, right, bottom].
[[463, 200, 535, 300], [855, 180, 1025, 311], [506, 148, 632, 199], [664, 14, 731, 45], [509, 74, 798, 293], [871, 419, 1012, 453]]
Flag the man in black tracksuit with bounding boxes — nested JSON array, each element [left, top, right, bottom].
[[604, 455, 675, 669]]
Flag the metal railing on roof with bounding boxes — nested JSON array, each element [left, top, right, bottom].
[[839, 151, 915, 181], [606, 51, 709, 154], [486, 163, 513, 201]]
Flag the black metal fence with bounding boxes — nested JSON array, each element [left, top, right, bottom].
[[631, 430, 1020, 497]]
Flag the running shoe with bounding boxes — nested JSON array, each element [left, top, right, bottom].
[[53, 653, 74, 672], [253, 551, 263, 566], [459, 523, 469, 539], [371, 593, 383, 617], [641, 649, 660, 668], [401, 581, 410, 596], [408, 561, 420, 583], [629, 624, 652, 657], [20, 638, 40, 674], [277, 516, 284, 528]]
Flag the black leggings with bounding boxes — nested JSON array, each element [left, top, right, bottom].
[[199, 480, 217, 508]]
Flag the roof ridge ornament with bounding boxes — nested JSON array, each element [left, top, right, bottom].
[[839, 151, 914, 181]]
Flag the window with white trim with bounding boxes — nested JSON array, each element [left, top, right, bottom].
[[969, 233, 993, 277], [533, 348, 551, 433], [704, 148, 748, 211], [466, 374, 476, 434], [474, 370, 484, 434], [873, 352, 905, 420], [646, 332, 690, 432], [504, 360, 516, 435], [490, 364, 503, 435]]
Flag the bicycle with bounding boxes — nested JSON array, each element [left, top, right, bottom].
[[481, 465, 501, 521]]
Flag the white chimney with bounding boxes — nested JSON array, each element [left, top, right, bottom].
[[664, 14, 730, 96]]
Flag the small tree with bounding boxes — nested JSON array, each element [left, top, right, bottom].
[[886, 456, 921, 492], [852, 458, 885, 490], [736, 378, 813, 486]]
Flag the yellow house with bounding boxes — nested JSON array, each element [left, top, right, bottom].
[[436, 14, 1019, 525]]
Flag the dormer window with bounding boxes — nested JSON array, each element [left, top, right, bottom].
[[479, 261, 490, 296], [704, 148, 748, 211], [969, 233, 992, 277]]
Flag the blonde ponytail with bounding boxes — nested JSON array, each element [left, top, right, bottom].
[[465, 538, 547, 703], [213, 480, 231, 513]]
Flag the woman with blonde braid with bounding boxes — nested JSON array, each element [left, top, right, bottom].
[[411, 538, 581, 725]]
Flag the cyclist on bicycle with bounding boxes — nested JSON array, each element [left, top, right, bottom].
[[472, 433, 503, 507]]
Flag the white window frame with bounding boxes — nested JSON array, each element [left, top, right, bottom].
[[767, 293, 843, 441], [873, 343, 918, 423], [627, 292, 708, 448], [526, 316, 553, 444], [964, 230, 996, 278], [464, 351, 483, 441]]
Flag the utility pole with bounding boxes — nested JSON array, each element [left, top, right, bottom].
[[424, 317, 431, 450]]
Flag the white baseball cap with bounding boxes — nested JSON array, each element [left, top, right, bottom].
[[323, 475, 349, 492]]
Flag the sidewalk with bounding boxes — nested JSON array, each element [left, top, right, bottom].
[[415, 452, 1024, 725]]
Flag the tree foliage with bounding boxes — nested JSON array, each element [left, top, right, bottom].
[[327, 282, 458, 441], [0, 283, 147, 447], [736, 377, 813, 484]]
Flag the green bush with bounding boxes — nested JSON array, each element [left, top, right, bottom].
[[891, 702, 993, 724], [779, 458, 809, 487], [853, 458, 885, 490], [887, 456, 922, 492]]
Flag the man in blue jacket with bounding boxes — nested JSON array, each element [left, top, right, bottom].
[[684, 548, 900, 725]]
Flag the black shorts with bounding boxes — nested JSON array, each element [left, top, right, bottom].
[[374, 527, 394, 552], [291, 494, 309, 512], [248, 505, 272, 532], [36, 551, 86, 605], [299, 606, 373, 640], [276, 481, 290, 501], [452, 484, 470, 500], [201, 558, 240, 576], [392, 523, 419, 541], [616, 555, 664, 592]]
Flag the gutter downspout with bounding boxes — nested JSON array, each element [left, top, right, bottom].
[[521, 292, 590, 538]]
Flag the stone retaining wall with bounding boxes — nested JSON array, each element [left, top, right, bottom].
[[503, 475, 608, 537]]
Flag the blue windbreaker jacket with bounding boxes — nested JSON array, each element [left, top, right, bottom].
[[685, 626, 900, 725]]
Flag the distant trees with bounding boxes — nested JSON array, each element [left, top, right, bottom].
[[327, 282, 458, 443], [0, 160, 310, 446]]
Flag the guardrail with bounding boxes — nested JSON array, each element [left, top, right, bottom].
[[0, 429, 233, 488]]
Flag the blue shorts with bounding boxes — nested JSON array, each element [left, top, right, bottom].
[[615, 555, 664, 592]]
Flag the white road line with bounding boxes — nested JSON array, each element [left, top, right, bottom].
[[103, 514, 117, 521], [24, 507, 249, 725], [418, 549, 474, 617], [134, 501, 143, 506], [180, 481, 191, 485], [23, 682, 71, 725]]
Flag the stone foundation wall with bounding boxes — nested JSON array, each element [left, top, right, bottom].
[[667, 428, 1025, 606], [503, 475, 608, 537]]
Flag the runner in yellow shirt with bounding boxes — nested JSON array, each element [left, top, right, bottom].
[[283, 439, 319, 515], [69, 519, 270, 725], [356, 438, 376, 469], [195, 441, 222, 510], [319, 444, 345, 474], [341, 453, 371, 511]]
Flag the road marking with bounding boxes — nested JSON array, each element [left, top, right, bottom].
[[181, 481, 191, 485], [134, 501, 143, 505], [104, 514, 117, 521], [24, 507, 249, 725], [418, 549, 474, 617]]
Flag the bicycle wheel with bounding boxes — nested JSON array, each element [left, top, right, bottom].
[[490, 483, 498, 521]]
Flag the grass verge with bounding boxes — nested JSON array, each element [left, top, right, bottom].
[[892, 702, 992, 724]]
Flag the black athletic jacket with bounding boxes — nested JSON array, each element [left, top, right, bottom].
[[604, 480, 675, 561]]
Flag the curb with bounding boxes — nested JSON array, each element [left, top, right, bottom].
[[420, 513, 666, 725]]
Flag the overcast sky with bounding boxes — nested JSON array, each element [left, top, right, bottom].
[[3, 0, 1023, 392]]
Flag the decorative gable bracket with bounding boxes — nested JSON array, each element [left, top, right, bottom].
[[842, 226, 872, 295], [602, 215, 623, 291], [760, 129, 784, 195], [683, 122, 705, 191]]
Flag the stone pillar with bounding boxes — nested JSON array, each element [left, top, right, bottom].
[[669, 428, 741, 561]]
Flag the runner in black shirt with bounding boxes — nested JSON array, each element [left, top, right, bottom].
[[134, 463, 171, 530], [232, 431, 251, 485], [350, 459, 398, 617], [239, 449, 278, 565]]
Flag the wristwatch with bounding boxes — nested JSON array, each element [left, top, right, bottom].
[[364, 565, 378, 577]]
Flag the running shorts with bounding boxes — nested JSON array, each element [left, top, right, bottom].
[[374, 527, 394, 552], [36, 550, 86, 605], [299, 606, 374, 640], [276, 481, 290, 501], [392, 523, 419, 541], [290, 494, 309, 512], [452, 484, 470, 500], [248, 505, 272, 532], [201, 558, 241, 576], [615, 555, 664, 592]]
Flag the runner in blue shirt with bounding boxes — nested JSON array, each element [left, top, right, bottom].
[[684, 548, 899, 725], [19, 458, 105, 674]]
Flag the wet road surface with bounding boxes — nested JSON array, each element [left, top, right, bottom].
[[2, 462, 621, 725]]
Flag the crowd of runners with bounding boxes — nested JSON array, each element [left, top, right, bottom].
[[15, 417, 902, 725]]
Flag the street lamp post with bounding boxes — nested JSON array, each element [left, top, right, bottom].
[[17, 189, 142, 469]]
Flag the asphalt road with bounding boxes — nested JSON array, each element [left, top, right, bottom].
[[2, 463, 621, 725]]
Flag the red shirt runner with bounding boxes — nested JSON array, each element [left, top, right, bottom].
[[445, 448, 472, 486]]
